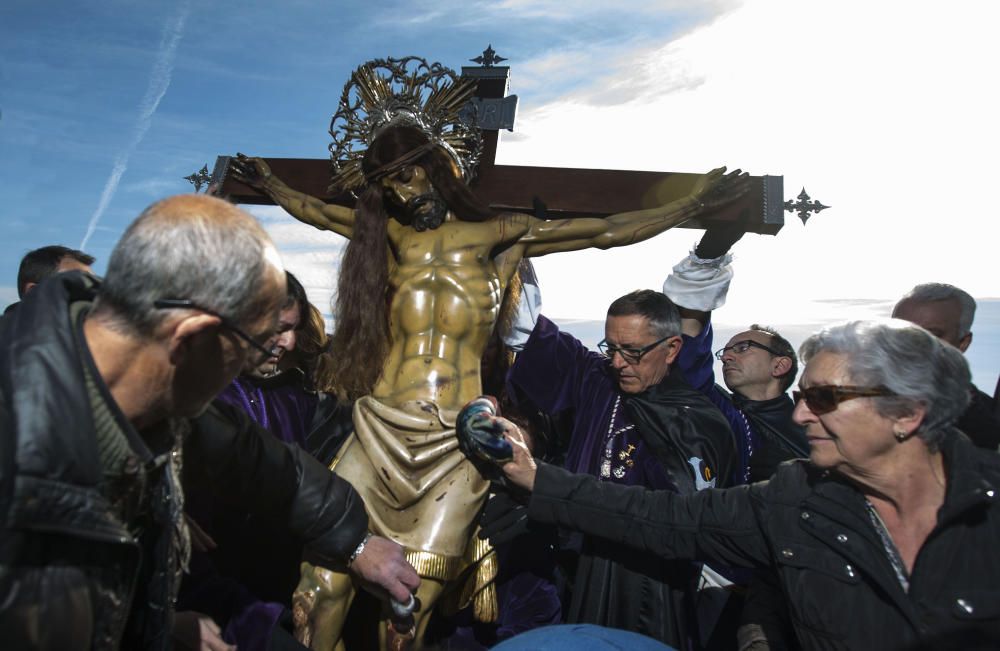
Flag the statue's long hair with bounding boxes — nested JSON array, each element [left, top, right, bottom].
[[320, 126, 495, 400]]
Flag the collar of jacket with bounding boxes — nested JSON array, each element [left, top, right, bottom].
[[731, 391, 808, 456], [0, 271, 134, 543], [800, 431, 998, 526], [245, 366, 308, 390], [731, 391, 793, 417]]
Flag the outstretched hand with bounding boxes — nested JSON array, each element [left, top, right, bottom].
[[230, 153, 272, 189], [349, 534, 421, 604], [497, 417, 538, 492], [690, 167, 752, 213]]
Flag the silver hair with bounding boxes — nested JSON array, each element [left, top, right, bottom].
[[607, 289, 682, 339], [799, 319, 970, 450], [895, 283, 976, 338], [95, 195, 277, 337]]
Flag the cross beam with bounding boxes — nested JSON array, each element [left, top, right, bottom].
[[215, 62, 784, 234]]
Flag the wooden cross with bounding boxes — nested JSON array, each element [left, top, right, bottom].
[[212, 60, 784, 235]]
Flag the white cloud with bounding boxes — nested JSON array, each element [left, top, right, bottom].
[[494, 0, 731, 20], [244, 204, 346, 325], [122, 177, 185, 198], [497, 0, 1000, 322]]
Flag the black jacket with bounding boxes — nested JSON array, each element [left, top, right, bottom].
[[507, 315, 737, 647], [731, 392, 808, 482], [0, 273, 368, 650], [529, 432, 1000, 650], [957, 386, 1000, 451]]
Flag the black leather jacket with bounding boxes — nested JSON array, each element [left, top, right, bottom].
[[0, 273, 368, 650], [529, 433, 1000, 650]]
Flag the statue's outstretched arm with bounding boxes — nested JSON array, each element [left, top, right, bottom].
[[517, 167, 750, 258], [231, 154, 356, 239]]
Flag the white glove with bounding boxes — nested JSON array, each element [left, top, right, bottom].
[[662, 248, 734, 312]]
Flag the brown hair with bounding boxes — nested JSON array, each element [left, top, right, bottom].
[[318, 185, 392, 399], [367, 125, 494, 223], [282, 302, 329, 389], [749, 323, 798, 392], [317, 125, 496, 400]]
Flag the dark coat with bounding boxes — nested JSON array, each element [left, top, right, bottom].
[[508, 315, 736, 648], [957, 385, 1000, 451], [529, 432, 1000, 650], [0, 273, 368, 650]]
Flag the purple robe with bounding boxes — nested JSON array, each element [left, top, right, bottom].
[[508, 316, 676, 492], [216, 373, 317, 447], [508, 316, 734, 648]]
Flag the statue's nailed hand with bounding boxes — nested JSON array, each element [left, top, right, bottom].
[[691, 167, 752, 213], [230, 153, 272, 188]]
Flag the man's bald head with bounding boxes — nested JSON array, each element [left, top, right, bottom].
[[94, 194, 284, 338], [892, 283, 976, 352]]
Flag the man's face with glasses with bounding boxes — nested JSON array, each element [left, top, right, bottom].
[[246, 301, 301, 378], [716, 330, 786, 397], [155, 299, 281, 367], [599, 314, 680, 394], [155, 294, 283, 416]]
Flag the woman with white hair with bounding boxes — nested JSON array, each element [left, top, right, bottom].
[[488, 319, 1000, 650]]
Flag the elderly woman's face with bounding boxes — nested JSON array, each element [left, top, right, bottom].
[[793, 351, 899, 472]]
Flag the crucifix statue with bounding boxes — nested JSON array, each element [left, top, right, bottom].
[[221, 54, 774, 651]]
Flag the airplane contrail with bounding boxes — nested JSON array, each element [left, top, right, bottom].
[[80, 0, 192, 249]]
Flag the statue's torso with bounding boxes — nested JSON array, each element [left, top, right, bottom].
[[372, 218, 509, 410]]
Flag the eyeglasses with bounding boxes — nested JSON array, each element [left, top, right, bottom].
[[597, 334, 673, 365], [714, 339, 784, 360], [792, 385, 897, 415], [154, 299, 278, 364]]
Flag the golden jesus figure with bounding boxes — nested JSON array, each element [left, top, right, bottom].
[[233, 123, 747, 649]]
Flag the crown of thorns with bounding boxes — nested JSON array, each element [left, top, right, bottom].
[[328, 56, 482, 195]]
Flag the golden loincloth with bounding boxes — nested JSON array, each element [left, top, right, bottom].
[[330, 397, 490, 579]]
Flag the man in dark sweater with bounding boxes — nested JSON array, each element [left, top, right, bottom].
[[0, 195, 418, 650], [893, 282, 999, 450]]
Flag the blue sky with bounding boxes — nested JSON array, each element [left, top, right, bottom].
[[0, 0, 711, 297], [2, 0, 998, 387]]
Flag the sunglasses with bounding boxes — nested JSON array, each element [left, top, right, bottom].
[[792, 385, 897, 415], [714, 339, 784, 360], [597, 334, 673, 365], [154, 298, 279, 364]]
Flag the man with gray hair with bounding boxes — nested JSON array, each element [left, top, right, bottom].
[[485, 288, 736, 649], [0, 195, 419, 650], [892, 282, 999, 450]]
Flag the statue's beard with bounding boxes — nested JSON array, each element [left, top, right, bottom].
[[405, 193, 448, 231]]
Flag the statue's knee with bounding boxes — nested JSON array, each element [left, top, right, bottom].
[[293, 562, 356, 646]]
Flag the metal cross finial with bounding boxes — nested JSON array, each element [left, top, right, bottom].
[[784, 187, 829, 225], [470, 44, 507, 68], [184, 165, 211, 193]]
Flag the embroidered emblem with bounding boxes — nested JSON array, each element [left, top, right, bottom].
[[687, 456, 716, 490]]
